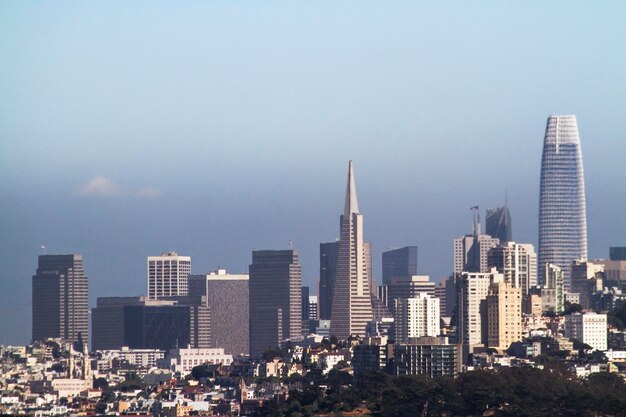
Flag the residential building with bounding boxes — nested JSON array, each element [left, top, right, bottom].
[[570, 260, 604, 309], [564, 313, 607, 351], [249, 250, 302, 356], [188, 269, 249, 355], [308, 296, 319, 321], [147, 252, 191, 300], [352, 337, 390, 373], [487, 242, 537, 295], [158, 347, 233, 377], [330, 161, 373, 339], [538, 115, 588, 286], [394, 337, 460, 377], [32, 254, 89, 344], [382, 246, 417, 286], [393, 294, 440, 344], [545, 263, 565, 313], [387, 275, 435, 307], [486, 281, 522, 350]]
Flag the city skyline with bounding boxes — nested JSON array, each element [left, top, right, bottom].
[[1, 2, 625, 345]]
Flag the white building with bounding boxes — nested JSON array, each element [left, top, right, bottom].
[[394, 294, 440, 344], [564, 313, 607, 351], [487, 242, 537, 295], [147, 252, 191, 300], [96, 347, 165, 369], [158, 347, 233, 376]]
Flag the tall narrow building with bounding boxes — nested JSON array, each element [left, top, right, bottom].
[[32, 255, 89, 344], [318, 241, 339, 320], [538, 115, 587, 286], [249, 250, 302, 356], [330, 161, 373, 339]]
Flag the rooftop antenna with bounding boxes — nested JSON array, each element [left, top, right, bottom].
[[40, 245, 47, 255]]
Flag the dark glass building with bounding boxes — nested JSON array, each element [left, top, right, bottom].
[[91, 296, 143, 351], [485, 204, 512, 244], [382, 246, 417, 285], [249, 250, 302, 356], [32, 254, 88, 344], [610, 247, 626, 261], [318, 242, 339, 320]]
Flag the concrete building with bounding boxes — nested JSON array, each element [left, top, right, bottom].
[[330, 161, 373, 339], [387, 275, 435, 308], [308, 296, 319, 321], [454, 234, 500, 274], [32, 254, 89, 345], [159, 347, 233, 377], [488, 242, 537, 295], [393, 294, 440, 344], [456, 269, 504, 347], [545, 263, 565, 313], [352, 337, 390, 373], [589, 258, 626, 282], [394, 337, 460, 377], [382, 246, 418, 286], [249, 250, 302, 356], [538, 115, 588, 286], [487, 281, 522, 350], [564, 313, 607, 351], [147, 252, 191, 300], [188, 269, 249, 355], [571, 260, 604, 309]]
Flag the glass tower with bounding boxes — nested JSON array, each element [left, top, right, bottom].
[[538, 115, 587, 287]]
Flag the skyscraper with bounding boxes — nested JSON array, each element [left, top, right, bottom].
[[318, 241, 339, 320], [330, 161, 373, 339], [485, 200, 512, 244], [454, 234, 499, 274], [147, 252, 191, 300], [32, 254, 89, 344], [382, 246, 418, 285], [188, 269, 249, 355], [486, 281, 522, 350], [538, 115, 587, 286], [249, 250, 302, 356], [487, 242, 537, 296]]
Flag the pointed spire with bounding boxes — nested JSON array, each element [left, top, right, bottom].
[[343, 160, 360, 216]]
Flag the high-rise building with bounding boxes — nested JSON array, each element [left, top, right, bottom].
[[249, 250, 302, 356], [544, 263, 565, 314], [564, 312, 607, 351], [570, 260, 604, 309], [147, 252, 191, 300], [487, 242, 537, 295], [455, 269, 504, 347], [188, 269, 249, 355], [32, 254, 89, 344], [330, 161, 373, 339], [318, 241, 339, 320], [610, 247, 626, 261], [454, 234, 499, 274], [301, 286, 310, 321], [382, 246, 418, 286], [538, 115, 588, 286], [387, 275, 435, 306], [92, 296, 144, 351], [486, 201, 512, 244], [393, 294, 440, 344], [486, 281, 522, 350]]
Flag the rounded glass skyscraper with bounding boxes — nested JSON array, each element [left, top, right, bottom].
[[538, 115, 587, 290]]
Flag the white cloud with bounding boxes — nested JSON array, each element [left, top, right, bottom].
[[136, 186, 161, 198], [78, 176, 122, 197]]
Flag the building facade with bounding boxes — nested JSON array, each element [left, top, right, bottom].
[[538, 115, 588, 286], [454, 234, 500, 274], [318, 241, 339, 321], [249, 250, 302, 356], [188, 269, 249, 355], [330, 161, 373, 339], [393, 294, 440, 344], [387, 275, 436, 307], [32, 254, 89, 344], [564, 313, 607, 351], [382, 246, 418, 286], [486, 281, 522, 350], [147, 252, 191, 300], [485, 203, 512, 244], [487, 242, 537, 295], [394, 337, 460, 377]]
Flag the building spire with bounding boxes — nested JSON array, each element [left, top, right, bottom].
[[343, 160, 360, 216]]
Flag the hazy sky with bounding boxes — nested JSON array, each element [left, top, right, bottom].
[[1, 1, 625, 345]]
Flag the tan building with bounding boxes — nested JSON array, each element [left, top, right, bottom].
[[487, 281, 522, 350]]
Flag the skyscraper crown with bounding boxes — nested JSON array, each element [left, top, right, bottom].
[[343, 160, 360, 216]]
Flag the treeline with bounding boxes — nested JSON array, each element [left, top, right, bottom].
[[257, 367, 626, 417]]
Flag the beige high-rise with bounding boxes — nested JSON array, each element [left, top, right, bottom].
[[487, 281, 522, 350], [330, 161, 373, 339]]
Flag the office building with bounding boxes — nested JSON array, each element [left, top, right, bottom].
[[456, 269, 504, 347], [538, 115, 588, 286], [387, 275, 435, 306], [487, 242, 537, 295], [610, 247, 626, 261], [301, 286, 310, 321], [486, 202, 512, 244], [308, 296, 319, 321], [32, 254, 89, 344], [393, 294, 440, 344], [434, 276, 457, 318], [394, 337, 460, 377], [588, 258, 626, 282], [188, 269, 249, 355], [486, 281, 522, 350], [330, 161, 373, 339], [318, 241, 339, 320], [147, 252, 191, 300], [382, 246, 417, 285], [454, 233, 499, 274], [92, 296, 144, 351], [564, 313, 607, 351], [570, 260, 604, 309], [249, 250, 302, 356]]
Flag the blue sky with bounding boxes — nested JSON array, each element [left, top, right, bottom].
[[1, 1, 625, 344]]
